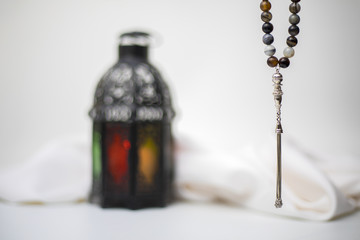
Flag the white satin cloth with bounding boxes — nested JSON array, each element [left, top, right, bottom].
[[0, 135, 359, 221], [176, 136, 360, 221]]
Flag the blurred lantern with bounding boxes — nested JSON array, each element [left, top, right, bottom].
[[89, 32, 175, 209]]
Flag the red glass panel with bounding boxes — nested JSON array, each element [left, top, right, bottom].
[[107, 133, 129, 184]]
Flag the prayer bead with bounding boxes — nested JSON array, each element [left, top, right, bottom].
[[286, 36, 298, 47], [288, 25, 300, 36], [260, 1, 271, 12], [267, 56, 279, 67], [279, 57, 290, 68], [283, 47, 295, 58], [261, 11, 272, 22], [263, 34, 274, 45], [262, 23, 274, 33], [264, 45, 276, 56], [289, 3, 301, 14], [289, 14, 300, 25]]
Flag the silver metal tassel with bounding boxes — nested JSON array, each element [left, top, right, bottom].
[[272, 69, 283, 208]]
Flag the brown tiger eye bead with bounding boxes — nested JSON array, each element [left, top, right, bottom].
[[267, 56, 278, 68], [279, 57, 290, 68], [260, 1, 271, 12]]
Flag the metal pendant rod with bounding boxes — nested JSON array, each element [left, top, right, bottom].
[[273, 69, 283, 208], [275, 133, 283, 208]]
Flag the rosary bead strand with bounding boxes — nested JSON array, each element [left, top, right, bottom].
[[260, 0, 301, 69], [259, 0, 301, 208]]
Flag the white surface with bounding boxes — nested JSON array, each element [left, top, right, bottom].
[[0, 201, 359, 240], [0, 1, 360, 169]]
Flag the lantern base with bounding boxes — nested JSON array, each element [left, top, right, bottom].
[[99, 196, 170, 210]]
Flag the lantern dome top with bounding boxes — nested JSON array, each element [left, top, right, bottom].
[[89, 32, 175, 123], [89, 61, 175, 122]]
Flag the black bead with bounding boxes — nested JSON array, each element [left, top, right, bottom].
[[262, 22, 273, 34], [288, 25, 300, 36], [263, 34, 274, 45], [286, 36, 298, 47], [291, 0, 300, 2], [279, 57, 290, 68], [261, 11, 272, 22], [289, 3, 301, 13]]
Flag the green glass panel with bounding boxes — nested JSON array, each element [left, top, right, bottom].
[[92, 131, 102, 179]]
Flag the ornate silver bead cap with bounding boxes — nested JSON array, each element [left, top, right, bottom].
[[272, 72, 283, 84], [272, 71, 283, 134]]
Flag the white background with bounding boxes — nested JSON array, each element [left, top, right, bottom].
[[0, 0, 359, 168]]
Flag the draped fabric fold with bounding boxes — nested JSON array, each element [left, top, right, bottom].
[[0, 135, 359, 221], [175, 136, 360, 220]]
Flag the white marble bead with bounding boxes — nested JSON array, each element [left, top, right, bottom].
[[283, 47, 295, 58], [264, 45, 276, 56]]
